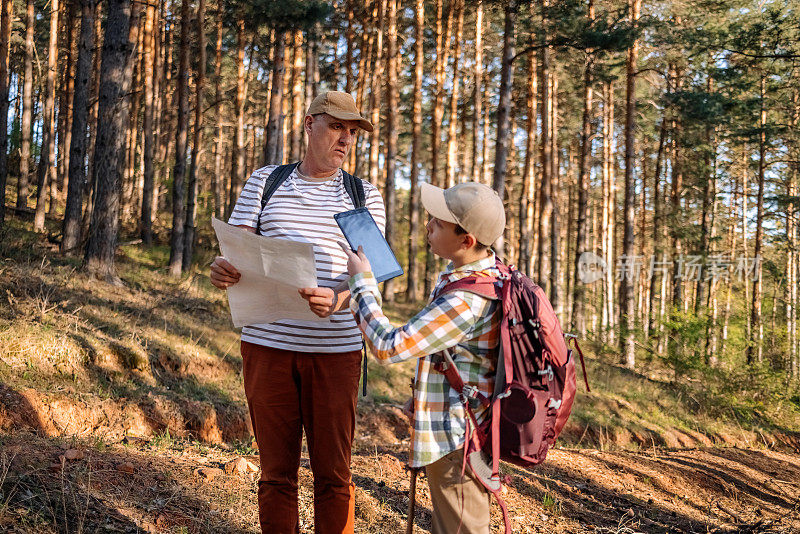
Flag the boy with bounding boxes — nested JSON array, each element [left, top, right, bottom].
[[340, 181, 505, 534]]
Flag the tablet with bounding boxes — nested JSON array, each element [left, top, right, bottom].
[[334, 208, 404, 283]]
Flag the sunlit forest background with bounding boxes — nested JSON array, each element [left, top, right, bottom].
[[0, 0, 799, 385]]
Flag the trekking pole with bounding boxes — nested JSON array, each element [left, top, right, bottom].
[[406, 467, 419, 534]]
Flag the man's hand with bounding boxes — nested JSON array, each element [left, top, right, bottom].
[[209, 256, 241, 289], [298, 287, 338, 318], [338, 242, 371, 276]]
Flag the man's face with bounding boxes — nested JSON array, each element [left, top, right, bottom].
[[305, 114, 360, 171]]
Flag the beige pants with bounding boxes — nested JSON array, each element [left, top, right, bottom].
[[425, 449, 491, 534]]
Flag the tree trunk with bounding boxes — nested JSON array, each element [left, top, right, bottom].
[[367, 0, 386, 186], [620, 0, 640, 368], [470, 0, 483, 183], [62, 0, 95, 252], [519, 50, 537, 276], [406, 0, 424, 302], [183, 0, 205, 271], [81, 0, 103, 235], [789, 89, 799, 377], [648, 115, 667, 339], [537, 4, 552, 289], [168, 0, 190, 276], [57, 3, 79, 207], [212, 12, 223, 217], [492, 0, 516, 257], [748, 76, 766, 365], [0, 0, 11, 224], [18, 0, 35, 210], [84, 0, 135, 281], [34, 0, 59, 231], [290, 30, 303, 162], [425, 0, 452, 295], [601, 80, 615, 343], [444, 0, 464, 189], [140, 0, 156, 243], [263, 30, 285, 165], [382, 0, 398, 302], [549, 66, 561, 312], [226, 18, 246, 216], [572, 1, 594, 333]]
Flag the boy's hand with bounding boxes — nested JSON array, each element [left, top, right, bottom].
[[338, 242, 371, 276]]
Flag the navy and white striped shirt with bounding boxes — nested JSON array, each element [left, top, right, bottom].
[[228, 165, 387, 353]]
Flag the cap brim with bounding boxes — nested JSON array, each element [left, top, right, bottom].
[[325, 111, 374, 132], [420, 183, 458, 224]]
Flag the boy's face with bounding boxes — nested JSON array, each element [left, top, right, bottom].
[[425, 216, 465, 259]]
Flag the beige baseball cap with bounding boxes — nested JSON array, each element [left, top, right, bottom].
[[420, 182, 506, 246], [306, 91, 373, 132]]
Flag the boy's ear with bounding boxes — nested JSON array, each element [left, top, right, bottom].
[[461, 232, 477, 250]]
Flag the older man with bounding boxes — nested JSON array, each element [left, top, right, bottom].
[[210, 92, 385, 534]]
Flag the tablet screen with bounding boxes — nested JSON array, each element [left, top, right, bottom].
[[335, 208, 404, 283]]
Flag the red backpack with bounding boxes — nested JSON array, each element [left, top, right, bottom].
[[435, 260, 590, 533]]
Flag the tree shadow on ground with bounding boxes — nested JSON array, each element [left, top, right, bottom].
[[0, 432, 259, 533]]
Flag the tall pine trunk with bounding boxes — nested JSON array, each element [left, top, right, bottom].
[[405, 0, 424, 302], [62, 0, 95, 252], [263, 30, 285, 165], [444, 0, 464, 188], [212, 13, 223, 217], [34, 0, 59, 231], [748, 75, 766, 365], [382, 0, 398, 302], [470, 0, 483, 183], [140, 0, 156, 243], [572, 0, 594, 333], [492, 0, 516, 257], [18, 0, 35, 210], [84, 0, 135, 280], [367, 0, 386, 186], [519, 50, 537, 276], [183, 0, 205, 271], [620, 0, 640, 369], [226, 18, 246, 215], [0, 0, 11, 224], [168, 0, 190, 276]]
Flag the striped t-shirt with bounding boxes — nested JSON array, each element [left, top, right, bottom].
[[228, 165, 387, 353]]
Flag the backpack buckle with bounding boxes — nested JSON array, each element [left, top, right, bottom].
[[537, 366, 554, 382], [547, 398, 562, 409]]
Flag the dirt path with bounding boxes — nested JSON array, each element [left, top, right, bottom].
[[2, 425, 798, 534]]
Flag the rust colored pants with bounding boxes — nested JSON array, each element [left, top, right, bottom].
[[241, 341, 363, 534]]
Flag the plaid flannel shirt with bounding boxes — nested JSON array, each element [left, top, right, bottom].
[[348, 253, 501, 467]]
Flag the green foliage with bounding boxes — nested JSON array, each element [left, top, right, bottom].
[[661, 310, 709, 379]]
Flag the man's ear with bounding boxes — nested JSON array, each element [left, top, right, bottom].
[[304, 115, 314, 136]]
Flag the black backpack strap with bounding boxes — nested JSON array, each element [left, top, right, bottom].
[[342, 170, 366, 208], [257, 162, 299, 235]]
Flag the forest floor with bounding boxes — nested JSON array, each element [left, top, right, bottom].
[[1, 217, 799, 533]]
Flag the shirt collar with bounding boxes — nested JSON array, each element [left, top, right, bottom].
[[443, 252, 497, 276]]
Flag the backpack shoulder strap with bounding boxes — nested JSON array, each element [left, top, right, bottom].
[[439, 275, 501, 301], [341, 170, 366, 208], [258, 163, 299, 235]]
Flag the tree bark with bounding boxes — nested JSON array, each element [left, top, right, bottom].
[[620, 0, 640, 369], [518, 50, 537, 276], [226, 18, 246, 216], [263, 30, 285, 165], [62, 0, 95, 252], [601, 80, 615, 343], [444, 0, 464, 188], [168, 0, 190, 276], [84, 0, 135, 281], [57, 2, 79, 206], [492, 0, 516, 258], [406, 0, 424, 302], [183, 0, 205, 271], [367, 0, 386, 187], [748, 75, 766, 365], [290, 30, 303, 162], [34, 0, 59, 231], [537, 1, 552, 289], [18, 0, 35, 210], [140, 0, 156, 243], [383, 0, 399, 302], [470, 0, 483, 183], [0, 0, 11, 224], [212, 12, 223, 217]]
